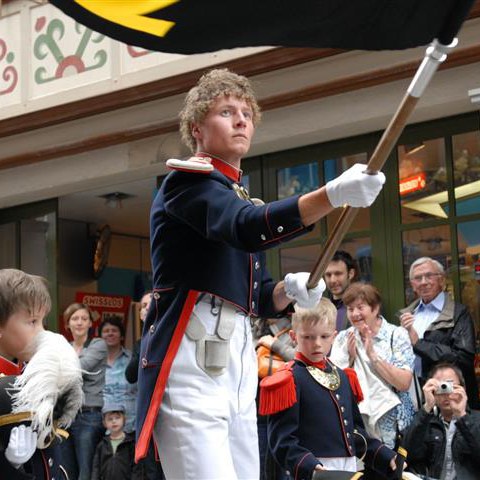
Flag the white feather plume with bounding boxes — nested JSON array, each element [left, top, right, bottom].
[[10, 330, 83, 445]]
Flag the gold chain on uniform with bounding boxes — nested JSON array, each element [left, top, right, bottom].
[[306, 364, 341, 391], [231, 183, 250, 201]]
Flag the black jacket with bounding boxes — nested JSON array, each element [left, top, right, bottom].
[[403, 407, 480, 479], [92, 433, 141, 480], [400, 295, 479, 409]]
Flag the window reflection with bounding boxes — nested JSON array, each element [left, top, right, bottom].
[[279, 236, 372, 282], [399, 138, 447, 223], [339, 237, 372, 282], [324, 153, 370, 233], [452, 131, 480, 217], [277, 162, 319, 200], [277, 162, 321, 240], [457, 218, 480, 329], [280, 244, 320, 277]]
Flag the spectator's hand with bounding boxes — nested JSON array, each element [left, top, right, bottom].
[[5, 425, 37, 469], [389, 455, 397, 471], [347, 330, 357, 364], [284, 273, 326, 309], [257, 335, 275, 349], [422, 378, 438, 413], [399, 312, 415, 330], [359, 323, 374, 355], [325, 163, 386, 208], [449, 385, 468, 418], [399, 312, 419, 345]]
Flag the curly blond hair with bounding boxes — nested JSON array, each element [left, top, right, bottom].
[[179, 68, 261, 153]]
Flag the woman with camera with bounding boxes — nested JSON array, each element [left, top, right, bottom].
[[403, 362, 480, 480]]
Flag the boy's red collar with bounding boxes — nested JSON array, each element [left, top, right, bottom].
[[197, 152, 242, 182], [295, 352, 327, 370], [0, 355, 22, 375]]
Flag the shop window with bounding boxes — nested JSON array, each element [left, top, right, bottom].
[[280, 244, 319, 277], [323, 154, 370, 233], [279, 236, 372, 282], [277, 162, 319, 199], [401, 225, 452, 304], [452, 131, 480, 217], [339, 236, 372, 283], [457, 218, 480, 328], [398, 138, 447, 224], [277, 161, 320, 240]]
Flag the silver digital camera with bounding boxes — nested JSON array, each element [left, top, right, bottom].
[[436, 379, 454, 394]]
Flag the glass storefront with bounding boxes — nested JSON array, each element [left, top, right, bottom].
[[243, 112, 480, 326]]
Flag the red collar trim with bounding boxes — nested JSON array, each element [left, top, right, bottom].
[[0, 356, 22, 375], [295, 352, 327, 370], [197, 152, 242, 182]]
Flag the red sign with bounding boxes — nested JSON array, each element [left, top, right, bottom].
[[475, 260, 480, 283], [399, 172, 426, 196], [60, 292, 131, 339]]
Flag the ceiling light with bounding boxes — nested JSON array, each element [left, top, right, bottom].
[[468, 87, 480, 104], [402, 179, 480, 218], [98, 192, 134, 209]]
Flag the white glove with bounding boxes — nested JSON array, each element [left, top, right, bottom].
[[5, 425, 37, 469], [284, 272, 326, 309], [325, 163, 386, 208]]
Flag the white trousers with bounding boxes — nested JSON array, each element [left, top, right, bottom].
[[153, 299, 260, 480]]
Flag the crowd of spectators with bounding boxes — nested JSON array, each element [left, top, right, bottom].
[[1, 251, 476, 480], [57, 293, 165, 480], [256, 254, 478, 480]]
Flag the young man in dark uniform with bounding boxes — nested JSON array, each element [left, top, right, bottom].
[[135, 68, 386, 479]]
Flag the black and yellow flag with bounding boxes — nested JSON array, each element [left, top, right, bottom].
[[49, 0, 474, 53]]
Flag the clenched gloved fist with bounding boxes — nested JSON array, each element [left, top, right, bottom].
[[5, 425, 37, 469], [284, 272, 326, 309], [325, 163, 386, 208]]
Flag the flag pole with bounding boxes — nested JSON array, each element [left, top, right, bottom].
[[306, 38, 458, 289]]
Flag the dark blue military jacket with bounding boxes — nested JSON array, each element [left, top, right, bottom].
[[267, 360, 396, 480], [135, 157, 313, 460]]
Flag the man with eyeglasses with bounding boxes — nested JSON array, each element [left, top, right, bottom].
[[398, 257, 479, 408]]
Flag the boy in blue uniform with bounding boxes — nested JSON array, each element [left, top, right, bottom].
[[260, 298, 399, 480], [136, 68, 386, 479], [0, 268, 81, 480]]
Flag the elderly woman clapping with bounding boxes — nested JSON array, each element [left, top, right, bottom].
[[330, 282, 415, 448]]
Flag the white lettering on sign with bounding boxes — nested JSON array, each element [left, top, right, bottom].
[[82, 295, 124, 308]]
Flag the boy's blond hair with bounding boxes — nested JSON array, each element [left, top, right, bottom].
[[291, 297, 337, 331], [179, 68, 261, 153], [0, 269, 51, 325]]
